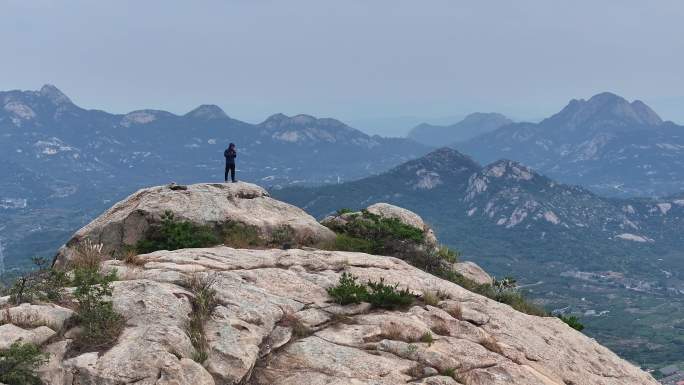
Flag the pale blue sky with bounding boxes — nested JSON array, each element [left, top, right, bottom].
[[1, 0, 683, 135]]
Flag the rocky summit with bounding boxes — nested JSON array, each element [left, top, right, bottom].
[[1, 183, 658, 385], [53, 182, 335, 268]]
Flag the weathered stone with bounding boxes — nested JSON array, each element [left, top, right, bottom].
[[453, 261, 493, 285], [0, 324, 56, 349], [53, 182, 335, 267], [1, 303, 75, 332], [38, 340, 69, 385], [31, 188, 657, 385], [416, 376, 462, 385]]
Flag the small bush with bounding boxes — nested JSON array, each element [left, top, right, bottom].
[[557, 314, 585, 332], [327, 272, 368, 305], [70, 239, 105, 270], [444, 302, 463, 320], [330, 234, 375, 254], [435, 246, 459, 264], [492, 276, 517, 293], [435, 269, 548, 317], [336, 208, 354, 215], [0, 342, 48, 385], [366, 278, 415, 309], [185, 274, 218, 363], [8, 257, 68, 305], [221, 222, 263, 249], [71, 267, 124, 352], [271, 225, 295, 248], [136, 211, 219, 253], [430, 319, 451, 336], [324, 209, 426, 256], [381, 322, 405, 341], [420, 331, 434, 345], [422, 290, 440, 307], [327, 273, 414, 309]]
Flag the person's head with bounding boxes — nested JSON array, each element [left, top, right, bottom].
[[228, 143, 236, 150]]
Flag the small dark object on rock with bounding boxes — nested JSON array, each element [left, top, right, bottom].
[[168, 183, 188, 191]]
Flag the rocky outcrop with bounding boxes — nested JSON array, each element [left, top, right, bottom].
[[53, 182, 335, 268], [1, 246, 655, 385], [322, 202, 438, 248], [366, 202, 438, 246], [453, 261, 493, 286], [2, 186, 657, 385]]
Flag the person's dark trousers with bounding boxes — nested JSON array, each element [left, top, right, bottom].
[[225, 163, 236, 182]]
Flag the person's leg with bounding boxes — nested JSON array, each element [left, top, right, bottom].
[[225, 166, 229, 182], [230, 164, 236, 182]]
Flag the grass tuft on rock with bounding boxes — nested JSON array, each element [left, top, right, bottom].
[[184, 274, 219, 363]]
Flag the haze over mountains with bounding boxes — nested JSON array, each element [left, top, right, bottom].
[[2, 84, 684, 370], [408, 112, 513, 146], [456, 92, 684, 197]]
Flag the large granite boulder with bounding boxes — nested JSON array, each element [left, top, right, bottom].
[[53, 182, 335, 267]]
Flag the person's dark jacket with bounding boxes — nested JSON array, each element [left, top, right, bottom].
[[224, 148, 237, 164]]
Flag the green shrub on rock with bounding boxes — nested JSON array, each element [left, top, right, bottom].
[[327, 273, 415, 309], [136, 211, 219, 253], [71, 267, 124, 352], [557, 314, 585, 332], [327, 272, 368, 305], [325, 208, 548, 318], [0, 342, 48, 385], [324, 210, 426, 257], [366, 278, 415, 309]]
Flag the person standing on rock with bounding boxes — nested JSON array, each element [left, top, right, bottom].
[[224, 143, 237, 183]]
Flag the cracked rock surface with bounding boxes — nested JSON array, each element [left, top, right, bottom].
[[8, 246, 648, 385], [2, 183, 657, 385]]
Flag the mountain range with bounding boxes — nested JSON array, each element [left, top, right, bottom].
[[0, 85, 430, 272], [2, 85, 684, 368], [456, 92, 684, 197], [272, 147, 684, 369], [408, 112, 513, 146]]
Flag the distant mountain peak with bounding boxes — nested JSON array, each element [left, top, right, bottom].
[[423, 147, 473, 162], [548, 92, 663, 128], [260, 113, 351, 131], [261, 113, 290, 125], [261, 113, 345, 127], [185, 104, 228, 120], [408, 112, 513, 146], [483, 159, 538, 181], [461, 112, 512, 125], [38, 84, 72, 105], [399, 147, 481, 174]]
